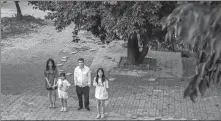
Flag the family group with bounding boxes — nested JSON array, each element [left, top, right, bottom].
[[44, 58, 109, 119]]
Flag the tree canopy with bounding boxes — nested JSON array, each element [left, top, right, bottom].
[[29, 1, 177, 40], [162, 2, 221, 102], [29, 1, 177, 64]]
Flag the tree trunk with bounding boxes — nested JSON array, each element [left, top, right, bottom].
[[137, 34, 150, 63], [127, 33, 140, 65], [127, 31, 151, 65], [14, 1, 22, 20]]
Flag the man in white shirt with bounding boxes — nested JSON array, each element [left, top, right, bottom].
[[74, 58, 91, 111]]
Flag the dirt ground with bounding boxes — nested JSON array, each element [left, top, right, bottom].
[[1, 22, 102, 96]]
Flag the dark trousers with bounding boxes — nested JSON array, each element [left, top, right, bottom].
[[76, 85, 89, 108]]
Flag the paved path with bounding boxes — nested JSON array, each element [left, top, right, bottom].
[[2, 38, 221, 120], [1, 76, 221, 120]]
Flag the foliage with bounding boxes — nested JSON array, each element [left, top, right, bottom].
[[29, 1, 176, 41], [162, 2, 221, 102], [1, 15, 46, 39]]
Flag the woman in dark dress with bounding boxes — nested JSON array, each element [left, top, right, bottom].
[[44, 58, 59, 108]]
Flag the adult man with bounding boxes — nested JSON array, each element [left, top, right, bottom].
[[74, 58, 91, 111]]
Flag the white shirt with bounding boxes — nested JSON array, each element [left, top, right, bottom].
[[74, 66, 91, 87], [57, 79, 71, 92]]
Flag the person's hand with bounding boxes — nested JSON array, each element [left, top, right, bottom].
[[52, 85, 56, 89], [88, 84, 91, 87], [48, 84, 52, 87]]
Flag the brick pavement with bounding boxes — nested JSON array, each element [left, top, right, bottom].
[[1, 76, 221, 120], [2, 40, 221, 120]]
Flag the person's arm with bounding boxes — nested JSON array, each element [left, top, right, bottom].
[[45, 77, 51, 87], [88, 68, 91, 87], [105, 79, 109, 91], [74, 68, 77, 86], [53, 69, 59, 88], [53, 78, 58, 87], [66, 80, 71, 90], [93, 77, 97, 87], [44, 70, 51, 87], [53, 78, 57, 87], [57, 80, 62, 90]]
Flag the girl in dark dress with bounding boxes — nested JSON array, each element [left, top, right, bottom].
[[44, 58, 58, 108]]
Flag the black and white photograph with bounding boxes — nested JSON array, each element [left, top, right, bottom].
[[1, 1, 221, 120]]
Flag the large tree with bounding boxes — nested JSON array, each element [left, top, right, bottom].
[[162, 2, 221, 102], [29, 1, 177, 65]]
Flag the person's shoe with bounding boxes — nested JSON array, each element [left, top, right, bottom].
[[52, 103, 55, 108], [100, 113, 105, 119], [77, 107, 83, 110], [96, 113, 101, 119], [86, 107, 90, 111], [49, 104, 53, 108], [63, 107, 67, 112], [60, 107, 64, 112]]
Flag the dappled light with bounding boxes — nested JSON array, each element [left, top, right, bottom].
[[1, 1, 221, 120]]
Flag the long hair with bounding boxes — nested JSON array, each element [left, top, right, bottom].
[[96, 68, 106, 84], [46, 58, 56, 71]]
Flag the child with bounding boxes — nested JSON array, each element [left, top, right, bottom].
[[93, 68, 109, 119], [57, 72, 71, 112]]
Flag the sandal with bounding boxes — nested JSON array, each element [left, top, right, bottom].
[[96, 113, 101, 119], [63, 107, 67, 112], [52, 103, 55, 108], [49, 104, 53, 108], [100, 113, 105, 119]]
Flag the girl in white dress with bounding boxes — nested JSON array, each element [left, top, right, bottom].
[[93, 68, 109, 119], [57, 72, 71, 112]]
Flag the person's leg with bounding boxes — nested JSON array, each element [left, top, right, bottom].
[[76, 86, 83, 108], [100, 100, 105, 119], [48, 90, 52, 107], [82, 86, 90, 109], [96, 99, 101, 119], [60, 98, 64, 111], [52, 90, 56, 107], [64, 99, 67, 112]]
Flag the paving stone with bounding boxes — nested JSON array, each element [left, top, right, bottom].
[[131, 115, 138, 119], [2, 48, 221, 120]]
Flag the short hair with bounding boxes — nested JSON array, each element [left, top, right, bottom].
[[78, 58, 84, 62], [60, 72, 66, 78]]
